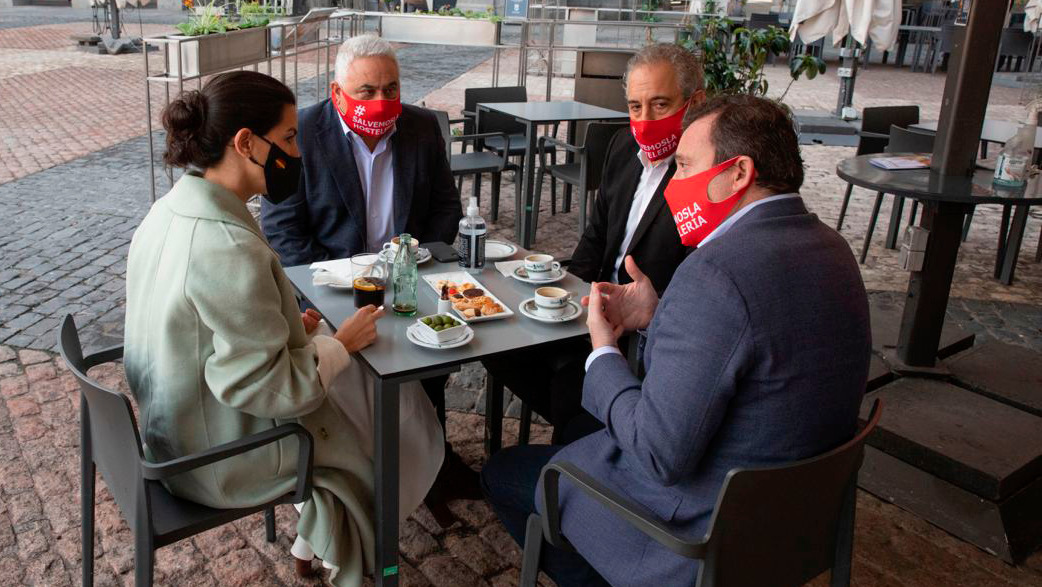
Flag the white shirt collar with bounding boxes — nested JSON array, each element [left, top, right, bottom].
[[698, 193, 801, 247]]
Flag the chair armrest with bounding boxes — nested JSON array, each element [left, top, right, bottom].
[[142, 423, 314, 502], [448, 118, 468, 125], [539, 461, 707, 560], [539, 136, 584, 155], [455, 132, 510, 172], [859, 131, 889, 140], [461, 109, 477, 118], [83, 345, 124, 369]]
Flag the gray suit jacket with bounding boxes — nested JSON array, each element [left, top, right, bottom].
[[542, 196, 871, 586]]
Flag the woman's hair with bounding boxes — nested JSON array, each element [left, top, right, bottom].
[[162, 71, 296, 169]]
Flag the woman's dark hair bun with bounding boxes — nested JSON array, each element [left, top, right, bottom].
[[161, 71, 296, 170], [162, 90, 209, 168]]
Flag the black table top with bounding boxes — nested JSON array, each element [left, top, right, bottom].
[[476, 100, 628, 124], [836, 154, 1042, 206], [285, 256, 591, 381]]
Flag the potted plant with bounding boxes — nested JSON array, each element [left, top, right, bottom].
[[167, 0, 276, 78], [679, 0, 825, 100], [379, 7, 502, 47]]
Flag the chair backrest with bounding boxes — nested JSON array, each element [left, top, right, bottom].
[[59, 315, 146, 525], [582, 122, 629, 192], [748, 12, 780, 27], [464, 86, 527, 135], [858, 106, 920, 155], [431, 109, 453, 162], [886, 124, 935, 154], [697, 400, 882, 587], [1000, 28, 1033, 57], [938, 23, 963, 54]]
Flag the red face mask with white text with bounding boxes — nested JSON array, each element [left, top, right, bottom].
[[334, 89, 402, 138], [630, 105, 687, 162], [663, 156, 755, 248]]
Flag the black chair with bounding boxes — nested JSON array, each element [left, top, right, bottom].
[[461, 86, 559, 212], [997, 28, 1034, 72], [519, 400, 883, 587], [857, 125, 935, 264], [530, 121, 628, 243], [924, 23, 963, 74], [433, 109, 520, 221], [837, 105, 920, 231], [61, 315, 315, 587], [746, 12, 780, 30]]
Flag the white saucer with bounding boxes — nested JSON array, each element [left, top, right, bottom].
[[512, 266, 566, 284], [518, 299, 583, 323], [406, 323, 474, 349], [381, 247, 432, 264], [485, 240, 518, 261]]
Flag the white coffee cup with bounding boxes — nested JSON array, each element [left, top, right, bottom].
[[533, 286, 574, 317], [524, 254, 561, 277], [382, 236, 420, 257]]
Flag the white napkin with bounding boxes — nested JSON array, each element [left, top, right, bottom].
[[494, 260, 524, 278], [309, 258, 354, 287]]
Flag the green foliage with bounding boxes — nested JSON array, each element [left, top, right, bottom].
[[678, 0, 825, 99], [237, 0, 282, 29], [176, 0, 283, 36], [640, 0, 660, 22], [416, 7, 502, 21]]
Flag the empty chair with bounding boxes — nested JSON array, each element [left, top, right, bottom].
[[433, 109, 520, 222], [837, 105, 920, 231], [531, 121, 629, 243], [997, 28, 1034, 72], [62, 314, 314, 587], [747, 12, 780, 29], [858, 125, 935, 264], [520, 400, 883, 587]]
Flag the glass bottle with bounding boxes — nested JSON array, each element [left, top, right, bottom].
[[392, 232, 418, 316]]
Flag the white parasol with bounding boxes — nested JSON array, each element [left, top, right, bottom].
[[789, 0, 902, 52]]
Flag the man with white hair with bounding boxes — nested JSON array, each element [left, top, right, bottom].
[[262, 34, 461, 264], [261, 35, 470, 527]]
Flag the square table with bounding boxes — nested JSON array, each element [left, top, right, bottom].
[[284, 251, 591, 586], [475, 100, 629, 248]]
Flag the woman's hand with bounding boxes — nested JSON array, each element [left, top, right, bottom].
[[301, 308, 322, 335], [334, 305, 386, 353]]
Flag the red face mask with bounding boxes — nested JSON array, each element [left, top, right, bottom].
[[664, 156, 755, 248], [630, 105, 687, 162], [334, 89, 402, 138]]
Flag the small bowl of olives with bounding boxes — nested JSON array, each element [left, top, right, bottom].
[[417, 313, 466, 343]]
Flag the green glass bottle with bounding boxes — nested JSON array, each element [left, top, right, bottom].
[[392, 233, 418, 316]]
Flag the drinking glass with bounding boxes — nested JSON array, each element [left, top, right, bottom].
[[351, 253, 388, 309]]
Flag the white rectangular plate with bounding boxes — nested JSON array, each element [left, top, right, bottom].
[[423, 271, 515, 323]]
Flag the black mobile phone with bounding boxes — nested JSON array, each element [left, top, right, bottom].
[[423, 241, 458, 263]]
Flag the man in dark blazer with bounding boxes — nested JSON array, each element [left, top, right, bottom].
[[261, 35, 470, 523], [483, 95, 873, 587], [483, 43, 703, 443], [261, 36, 461, 266]]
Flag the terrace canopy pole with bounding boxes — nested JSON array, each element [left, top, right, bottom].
[[109, 0, 121, 40], [895, 1, 1006, 367]]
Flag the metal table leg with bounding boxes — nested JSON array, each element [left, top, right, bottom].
[[484, 374, 504, 456], [520, 120, 538, 248], [896, 200, 969, 367], [998, 205, 1029, 285], [993, 204, 1012, 279], [374, 378, 400, 586], [885, 195, 906, 250]]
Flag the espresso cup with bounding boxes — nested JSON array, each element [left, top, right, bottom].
[[524, 254, 561, 276], [533, 286, 574, 317], [382, 236, 420, 257]]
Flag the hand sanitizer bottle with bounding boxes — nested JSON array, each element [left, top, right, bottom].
[[457, 197, 486, 274]]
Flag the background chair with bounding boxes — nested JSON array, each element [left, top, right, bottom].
[[433, 109, 520, 221], [836, 105, 920, 231], [857, 125, 935, 264], [530, 121, 628, 243], [997, 28, 1034, 72], [519, 400, 883, 587], [62, 315, 314, 587], [461, 86, 559, 206]]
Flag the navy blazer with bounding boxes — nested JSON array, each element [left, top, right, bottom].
[[261, 100, 462, 266], [542, 197, 872, 586]]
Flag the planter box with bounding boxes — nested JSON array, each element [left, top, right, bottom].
[[379, 14, 500, 47], [167, 26, 269, 78]]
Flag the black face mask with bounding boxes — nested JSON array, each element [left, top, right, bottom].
[[250, 135, 302, 204]]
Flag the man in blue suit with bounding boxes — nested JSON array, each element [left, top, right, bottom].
[[482, 95, 872, 586], [261, 34, 461, 265]]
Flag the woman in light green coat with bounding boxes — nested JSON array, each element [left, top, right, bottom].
[[124, 72, 442, 586]]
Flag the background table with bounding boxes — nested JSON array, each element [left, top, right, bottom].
[[913, 119, 1042, 155], [475, 101, 628, 248], [285, 252, 591, 586], [836, 155, 1042, 367]]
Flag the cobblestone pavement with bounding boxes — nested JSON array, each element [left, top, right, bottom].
[[2, 13, 1042, 586]]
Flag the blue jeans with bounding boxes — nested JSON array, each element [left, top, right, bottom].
[[481, 445, 611, 587]]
